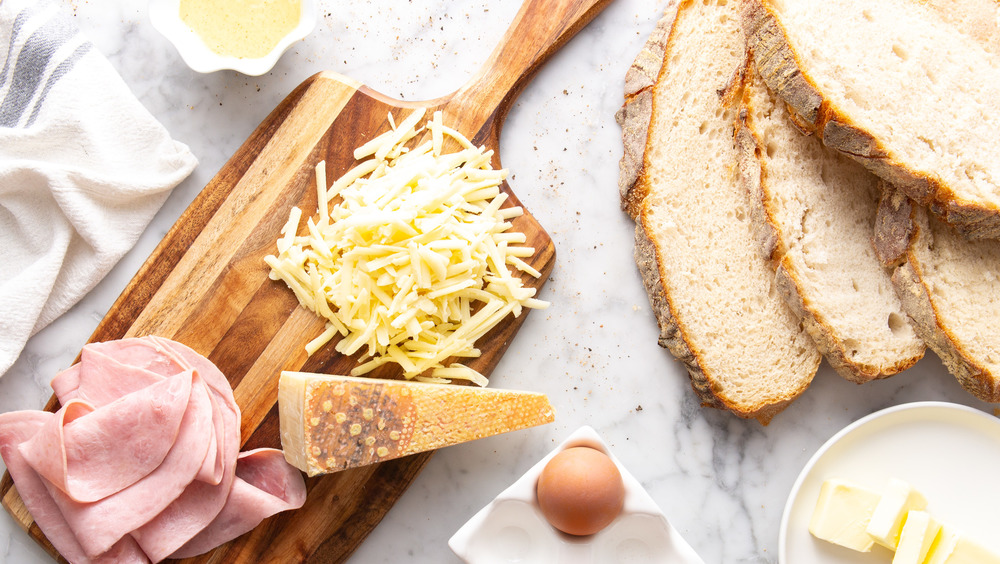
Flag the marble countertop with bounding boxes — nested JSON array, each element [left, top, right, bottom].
[[1, 1, 996, 563]]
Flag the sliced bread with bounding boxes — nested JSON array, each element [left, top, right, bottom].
[[875, 186, 1000, 402], [735, 68, 925, 383], [616, 2, 678, 219], [743, 0, 1000, 240], [924, 0, 1000, 59], [626, 0, 820, 424]]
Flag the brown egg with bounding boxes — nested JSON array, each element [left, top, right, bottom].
[[535, 446, 625, 536]]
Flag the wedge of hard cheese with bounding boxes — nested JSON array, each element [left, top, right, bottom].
[[278, 371, 555, 475]]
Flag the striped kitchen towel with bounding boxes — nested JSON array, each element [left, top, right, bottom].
[[0, 0, 198, 377]]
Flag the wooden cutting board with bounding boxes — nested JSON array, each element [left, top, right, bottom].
[[0, 0, 612, 561]]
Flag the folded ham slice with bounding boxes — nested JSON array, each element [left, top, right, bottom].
[[0, 336, 306, 564], [170, 448, 310, 559], [53, 344, 225, 486], [129, 336, 244, 561], [48, 374, 215, 558], [22, 370, 199, 503], [0, 411, 149, 564]]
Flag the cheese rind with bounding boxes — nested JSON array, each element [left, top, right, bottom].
[[892, 510, 941, 564], [866, 478, 928, 549], [809, 478, 882, 552], [278, 371, 555, 476], [279, 371, 309, 474]]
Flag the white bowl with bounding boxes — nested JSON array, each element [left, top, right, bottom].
[[780, 401, 1000, 564], [148, 0, 317, 76], [448, 426, 705, 564]]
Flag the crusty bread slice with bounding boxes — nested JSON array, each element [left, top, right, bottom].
[[626, 0, 820, 424], [616, 1, 678, 219], [925, 0, 1000, 54], [743, 0, 1000, 240], [875, 187, 1000, 402], [735, 68, 925, 383]]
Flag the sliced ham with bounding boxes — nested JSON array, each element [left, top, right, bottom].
[[49, 363, 82, 404], [84, 338, 185, 376], [47, 373, 214, 557], [131, 336, 245, 560], [150, 336, 236, 487], [132, 397, 239, 561], [21, 371, 195, 503], [170, 448, 310, 559], [0, 411, 150, 564], [0, 336, 306, 564], [62, 345, 175, 405], [131, 465, 238, 561]]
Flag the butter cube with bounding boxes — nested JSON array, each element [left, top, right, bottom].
[[926, 526, 1000, 564], [809, 478, 882, 552], [866, 478, 928, 549], [892, 510, 941, 564]]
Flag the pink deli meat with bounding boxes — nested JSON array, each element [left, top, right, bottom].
[[46, 374, 214, 558], [170, 448, 310, 559], [0, 411, 149, 564], [0, 336, 306, 563], [21, 370, 197, 503]]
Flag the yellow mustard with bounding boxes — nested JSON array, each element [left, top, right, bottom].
[[179, 0, 301, 59]]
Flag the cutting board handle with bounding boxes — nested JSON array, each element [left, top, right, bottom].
[[452, 0, 613, 126]]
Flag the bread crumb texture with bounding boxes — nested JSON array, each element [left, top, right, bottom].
[[747, 0, 1000, 239], [630, 0, 820, 423]]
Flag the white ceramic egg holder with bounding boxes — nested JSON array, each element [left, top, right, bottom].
[[449, 426, 705, 564]]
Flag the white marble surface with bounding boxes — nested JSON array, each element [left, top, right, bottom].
[[1, 1, 997, 563]]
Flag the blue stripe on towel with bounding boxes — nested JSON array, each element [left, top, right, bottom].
[[0, 6, 77, 128], [24, 40, 91, 127], [0, 8, 31, 90]]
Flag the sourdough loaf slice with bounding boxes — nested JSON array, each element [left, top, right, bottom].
[[616, 1, 678, 219], [627, 0, 820, 423], [735, 69, 925, 383], [875, 188, 1000, 402], [925, 0, 1000, 54], [743, 0, 1000, 240]]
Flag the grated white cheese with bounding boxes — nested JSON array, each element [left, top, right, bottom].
[[265, 109, 548, 386]]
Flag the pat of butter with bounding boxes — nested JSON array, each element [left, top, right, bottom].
[[892, 510, 941, 564], [809, 478, 882, 552], [926, 526, 1000, 564], [866, 478, 928, 549]]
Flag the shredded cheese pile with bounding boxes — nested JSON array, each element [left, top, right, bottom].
[[265, 108, 548, 386]]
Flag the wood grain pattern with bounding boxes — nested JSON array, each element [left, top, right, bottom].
[[1, 0, 613, 562]]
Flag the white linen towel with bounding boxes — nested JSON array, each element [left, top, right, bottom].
[[0, 0, 198, 376]]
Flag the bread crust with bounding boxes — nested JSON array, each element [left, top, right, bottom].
[[616, 3, 679, 218], [623, 0, 819, 425], [873, 185, 917, 267], [736, 95, 922, 383], [878, 186, 1000, 401], [891, 259, 1000, 402], [734, 108, 781, 263], [616, 89, 655, 218], [743, 0, 1000, 240], [633, 222, 794, 424], [632, 224, 706, 386]]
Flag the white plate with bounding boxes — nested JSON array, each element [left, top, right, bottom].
[[148, 0, 317, 76], [449, 426, 705, 564], [780, 401, 1000, 563]]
